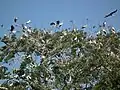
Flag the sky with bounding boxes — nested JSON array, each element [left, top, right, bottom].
[[0, 0, 120, 36]]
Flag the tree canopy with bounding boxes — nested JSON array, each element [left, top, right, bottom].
[[0, 23, 120, 90]]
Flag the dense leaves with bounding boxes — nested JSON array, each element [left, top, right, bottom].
[[0, 26, 120, 90]]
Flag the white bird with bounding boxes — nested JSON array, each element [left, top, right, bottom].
[[111, 27, 115, 31], [81, 24, 87, 29], [26, 20, 31, 24], [111, 27, 116, 34], [102, 29, 107, 34], [27, 29, 32, 33], [22, 24, 27, 29], [59, 22, 63, 27], [103, 21, 106, 27], [96, 31, 101, 35]]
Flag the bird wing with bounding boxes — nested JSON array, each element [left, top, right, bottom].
[[111, 9, 117, 14], [50, 22, 55, 25], [104, 14, 111, 18], [104, 9, 118, 18]]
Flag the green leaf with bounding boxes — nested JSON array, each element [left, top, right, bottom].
[[4, 52, 14, 62]]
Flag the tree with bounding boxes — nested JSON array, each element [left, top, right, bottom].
[[0, 24, 120, 90]]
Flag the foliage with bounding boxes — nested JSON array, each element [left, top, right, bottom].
[[0, 25, 120, 90]]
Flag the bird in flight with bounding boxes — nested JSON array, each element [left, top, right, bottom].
[[104, 9, 118, 18]]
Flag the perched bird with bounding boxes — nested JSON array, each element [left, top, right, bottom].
[[14, 17, 18, 23], [103, 21, 106, 27], [22, 24, 27, 29], [102, 29, 107, 34], [56, 20, 60, 25], [10, 25, 15, 31], [81, 24, 87, 29], [26, 20, 31, 24], [104, 9, 118, 18], [10, 25, 17, 34], [59, 22, 63, 27], [111, 27, 116, 34], [96, 31, 101, 36]]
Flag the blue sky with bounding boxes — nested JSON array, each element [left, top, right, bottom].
[[0, 0, 120, 36]]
